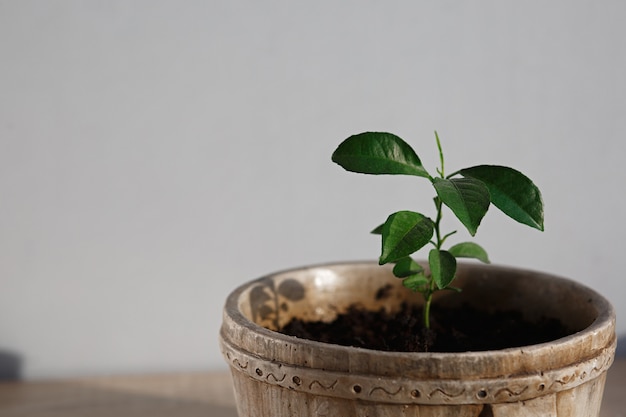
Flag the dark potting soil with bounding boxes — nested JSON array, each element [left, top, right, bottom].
[[279, 303, 571, 352]]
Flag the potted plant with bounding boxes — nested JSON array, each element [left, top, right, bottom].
[[220, 131, 616, 417]]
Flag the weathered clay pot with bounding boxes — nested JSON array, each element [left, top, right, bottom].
[[220, 262, 616, 416]]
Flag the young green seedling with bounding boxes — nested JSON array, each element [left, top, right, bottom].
[[332, 131, 544, 329]]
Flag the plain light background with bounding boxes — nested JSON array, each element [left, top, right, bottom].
[[1, 1, 624, 380]]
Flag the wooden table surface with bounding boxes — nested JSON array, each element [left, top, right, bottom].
[[1, 358, 624, 417]]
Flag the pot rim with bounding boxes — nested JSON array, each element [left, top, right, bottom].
[[221, 261, 616, 379]]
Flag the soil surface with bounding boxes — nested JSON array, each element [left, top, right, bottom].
[[279, 303, 571, 352]]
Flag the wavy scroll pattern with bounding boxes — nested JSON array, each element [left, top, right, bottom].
[[428, 387, 466, 399], [225, 352, 249, 370], [266, 372, 287, 383], [493, 385, 528, 398], [309, 380, 338, 391], [220, 338, 615, 405], [369, 386, 402, 397]]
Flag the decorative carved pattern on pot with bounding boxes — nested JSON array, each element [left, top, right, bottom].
[[220, 338, 615, 405]]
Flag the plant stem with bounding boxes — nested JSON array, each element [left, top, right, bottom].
[[423, 132, 446, 330], [423, 197, 443, 330], [435, 131, 444, 178], [423, 292, 433, 329]]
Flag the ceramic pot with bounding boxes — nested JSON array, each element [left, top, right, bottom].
[[220, 262, 616, 416]]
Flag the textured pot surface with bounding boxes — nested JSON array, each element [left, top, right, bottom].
[[220, 262, 616, 417]]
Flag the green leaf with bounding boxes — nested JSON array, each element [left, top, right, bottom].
[[332, 132, 430, 178], [459, 165, 544, 231], [371, 223, 384, 235], [448, 242, 490, 263], [402, 273, 429, 291], [379, 211, 434, 265], [432, 177, 491, 236], [429, 249, 457, 289], [393, 257, 424, 277]]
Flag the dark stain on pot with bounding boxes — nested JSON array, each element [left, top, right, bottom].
[[250, 285, 273, 323], [478, 404, 494, 417], [277, 279, 306, 301], [375, 284, 393, 300]]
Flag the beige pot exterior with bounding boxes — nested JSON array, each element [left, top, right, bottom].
[[220, 262, 616, 417]]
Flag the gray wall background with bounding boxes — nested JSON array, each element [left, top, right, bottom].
[[1, 1, 624, 379]]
